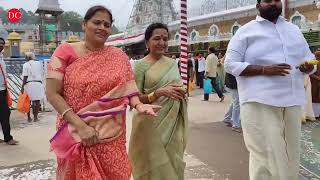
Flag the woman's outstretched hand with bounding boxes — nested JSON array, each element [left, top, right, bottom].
[[136, 104, 162, 116]]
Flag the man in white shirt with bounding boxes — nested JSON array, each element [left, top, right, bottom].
[[224, 0, 317, 179], [204, 47, 224, 101], [0, 37, 18, 145], [197, 53, 206, 88], [21, 52, 45, 122]]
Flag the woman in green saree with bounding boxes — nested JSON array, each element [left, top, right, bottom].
[[129, 23, 188, 180]]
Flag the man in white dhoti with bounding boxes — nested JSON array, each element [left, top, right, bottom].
[[224, 0, 317, 179], [21, 52, 45, 122]]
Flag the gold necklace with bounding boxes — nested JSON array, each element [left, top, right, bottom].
[[83, 42, 105, 52], [83, 42, 93, 52]]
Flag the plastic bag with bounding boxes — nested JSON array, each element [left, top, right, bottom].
[[17, 93, 30, 113], [204, 79, 213, 94]]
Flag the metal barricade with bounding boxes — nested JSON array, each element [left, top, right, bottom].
[[4, 58, 49, 110], [4, 58, 26, 106]]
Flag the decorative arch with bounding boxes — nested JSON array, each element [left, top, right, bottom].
[[190, 29, 200, 41], [230, 21, 241, 35], [208, 24, 219, 37], [290, 11, 306, 29], [174, 32, 180, 40]]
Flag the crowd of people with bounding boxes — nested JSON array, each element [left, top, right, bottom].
[[0, 0, 319, 179]]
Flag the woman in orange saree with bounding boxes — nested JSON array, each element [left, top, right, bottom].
[[46, 6, 159, 180]]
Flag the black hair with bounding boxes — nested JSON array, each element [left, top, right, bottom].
[[208, 46, 215, 54], [257, 0, 261, 3], [145, 23, 169, 42], [25, 55, 32, 61], [84, 5, 114, 23], [0, 37, 5, 44]]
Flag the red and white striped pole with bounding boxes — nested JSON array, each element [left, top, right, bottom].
[[180, 0, 188, 87]]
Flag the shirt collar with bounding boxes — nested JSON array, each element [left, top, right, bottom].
[[256, 15, 286, 23]]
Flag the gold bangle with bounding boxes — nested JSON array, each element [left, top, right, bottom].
[[61, 108, 72, 118], [148, 92, 157, 103]]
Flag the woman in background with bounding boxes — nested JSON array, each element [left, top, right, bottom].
[[217, 55, 226, 92], [311, 49, 320, 119]]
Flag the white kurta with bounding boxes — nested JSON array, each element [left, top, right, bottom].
[[22, 60, 45, 101]]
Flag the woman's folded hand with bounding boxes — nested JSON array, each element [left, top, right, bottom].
[[77, 125, 99, 147], [156, 84, 186, 101]]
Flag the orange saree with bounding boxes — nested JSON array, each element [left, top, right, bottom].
[[48, 43, 137, 180]]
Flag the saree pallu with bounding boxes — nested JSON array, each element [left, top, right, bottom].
[[48, 44, 137, 180], [50, 81, 139, 160], [129, 56, 188, 180]]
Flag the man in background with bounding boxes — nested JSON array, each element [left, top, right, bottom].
[[197, 53, 206, 88], [204, 47, 224, 101], [0, 37, 18, 145]]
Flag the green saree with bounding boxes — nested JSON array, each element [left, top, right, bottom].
[[129, 56, 188, 180]]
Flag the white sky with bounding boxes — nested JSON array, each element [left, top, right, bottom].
[[0, 0, 201, 29]]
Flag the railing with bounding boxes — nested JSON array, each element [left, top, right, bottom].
[[4, 59, 26, 105], [4, 58, 50, 110]]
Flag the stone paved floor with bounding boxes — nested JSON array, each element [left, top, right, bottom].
[[0, 91, 319, 179]]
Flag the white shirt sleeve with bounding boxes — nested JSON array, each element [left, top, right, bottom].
[[0, 58, 7, 78], [22, 63, 30, 77], [224, 30, 250, 77]]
